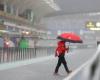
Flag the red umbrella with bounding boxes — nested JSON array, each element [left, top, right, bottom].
[[57, 32, 83, 43]]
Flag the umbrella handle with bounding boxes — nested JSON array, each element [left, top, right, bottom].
[[69, 42, 70, 45], [67, 42, 70, 53]]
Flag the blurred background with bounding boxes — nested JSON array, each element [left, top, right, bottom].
[[0, 0, 100, 80]]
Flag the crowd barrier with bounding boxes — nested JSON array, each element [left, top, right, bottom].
[[0, 47, 55, 64], [0, 44, 97, 64]]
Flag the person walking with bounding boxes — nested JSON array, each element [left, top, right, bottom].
[[54, 41, 72, 75]]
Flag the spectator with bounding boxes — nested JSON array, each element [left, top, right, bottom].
[[0, 35, 4, 47], [19, 36, 29, 48], [4, 37, 15, 48]]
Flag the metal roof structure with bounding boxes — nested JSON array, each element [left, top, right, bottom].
[[0, 0, 100, 17]]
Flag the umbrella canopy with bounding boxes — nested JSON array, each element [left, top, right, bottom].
[[57, 32, 83, 43]]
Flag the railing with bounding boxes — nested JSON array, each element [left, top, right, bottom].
[[0, 47, 55, 64], [0, 44, 97, 64]]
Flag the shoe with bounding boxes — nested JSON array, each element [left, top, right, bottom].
[[68, 70, 72, 74], [53, 72, 59, 75]]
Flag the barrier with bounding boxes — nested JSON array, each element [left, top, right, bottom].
[[0, 44, 96, 64], [0, 47, 55, 64]]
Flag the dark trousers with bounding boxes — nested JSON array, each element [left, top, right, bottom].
[[55, 54, 70, 73]]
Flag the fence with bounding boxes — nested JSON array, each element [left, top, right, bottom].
[[0, 43, 97, 64], [0, 47, 55, 64]]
